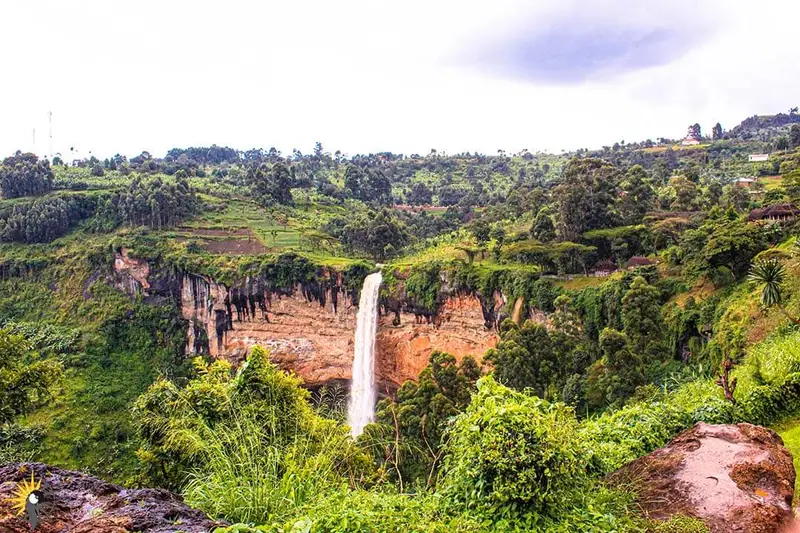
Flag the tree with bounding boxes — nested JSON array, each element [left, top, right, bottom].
[[532, 207, 556, 242], [617, 165, 654, 224], [679, 213, 768, 278], [407, 182, 432, 205], [721, 184, 750, 211], [365, 169, 392, 205], [669, 176, 699, 211], [712, 122, 723, 140], [0, 194, 97, 243], [0, 329, 62, 424], [485, 320, 558, 398], [688, 123, 701, 140], [776, 136, 790, 151], [554, 158, 620, 241], [791, 124, 800, 149], [469, 218, 491, 244], [585, 329, 644, 408], [0, 152, 54, 199], [748, 259, 800, 325], [92, 177, 197, 230], [250, 162, 293, 205], [325, 209, 410, 259], [621, 276, 663, 354], [365, 352, 480, 488], [344, 164, 364, 198], [783, 170, 800, 200]]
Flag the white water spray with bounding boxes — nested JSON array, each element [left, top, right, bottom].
[[348, 272, 382, 437]]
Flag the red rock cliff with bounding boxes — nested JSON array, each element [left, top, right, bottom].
[[112, 253, 497, 388], [180, 274, 496, 387]]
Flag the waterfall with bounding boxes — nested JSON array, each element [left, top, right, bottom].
[[348, 272, 382, 437]]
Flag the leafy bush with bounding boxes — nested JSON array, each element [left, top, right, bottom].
[[441, 376, 586, 522], [580, 380, 735, 474], [0, 328, 63, 424], [405, 262, 442, 312], [737, 372, 800, 426]]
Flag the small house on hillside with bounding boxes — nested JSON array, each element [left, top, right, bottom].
[[735, 178, 757, 188], [749, 154, 770, 162], [591, 259, 617, 277], [681, 137, 701, 146], [627, 256, 654, 269], [748, 203, 800, 222]]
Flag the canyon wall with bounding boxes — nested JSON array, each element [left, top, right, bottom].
[[113, 251, 498, 388]]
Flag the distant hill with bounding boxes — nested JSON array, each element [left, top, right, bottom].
[[729, 111, 800, 139]]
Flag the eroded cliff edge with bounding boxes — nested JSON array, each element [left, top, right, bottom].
[[113, 250, 498, 388]]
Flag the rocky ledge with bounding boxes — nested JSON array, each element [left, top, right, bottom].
[[609, 423, 796, 533], [0, 463, 222, 533]]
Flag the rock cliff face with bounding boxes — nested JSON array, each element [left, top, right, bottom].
[[376, 295, 498, 389], [609, 422, 796, 533], [0, 462, 222, 533], [113, 251, 498, 388]]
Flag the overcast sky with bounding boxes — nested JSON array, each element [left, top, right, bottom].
[[1, 0, 798, 160]]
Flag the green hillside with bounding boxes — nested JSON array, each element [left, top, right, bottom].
[[3, 114, 800, 531]]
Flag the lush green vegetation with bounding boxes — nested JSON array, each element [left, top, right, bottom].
[[3, 110, 800, 531]]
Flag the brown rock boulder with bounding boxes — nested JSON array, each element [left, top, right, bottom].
[[609, 423, 795, 533], [0, 463, 223, 533]]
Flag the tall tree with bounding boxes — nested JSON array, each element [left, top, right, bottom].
[[618, 165, 655, 224], [712, 122, 723, 140], [585, 329, 644, 408], [0, 152, 54, 199], [485, 320, 558, 399], [554, 158, 620, 241], [366, 352, 480, 487], [407, 182, 432, 205], [621, 276, 663, 354], [791, 125, 800, 149]]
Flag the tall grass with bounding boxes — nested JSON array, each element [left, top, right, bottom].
[[182, 408, 348, 525], [734, 329, 800, 394]]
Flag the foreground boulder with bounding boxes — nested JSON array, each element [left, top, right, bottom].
[[609, 423, 795, 533], [0, 462, 223, 533]]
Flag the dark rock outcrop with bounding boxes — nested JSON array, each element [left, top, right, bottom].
[[609, 423, 795, 533], [0, 462, 223, 533]]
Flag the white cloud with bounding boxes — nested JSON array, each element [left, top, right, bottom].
[[0, 0, 797, 160]]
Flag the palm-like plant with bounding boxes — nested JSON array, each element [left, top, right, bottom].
[[748, 259, 800, 325]]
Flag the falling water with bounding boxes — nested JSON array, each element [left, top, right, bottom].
[[348, 272, 382, 437]]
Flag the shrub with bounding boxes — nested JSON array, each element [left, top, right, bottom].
[[441, 376, 586, 521], [580, 380, 735, 474], [737, 372, 800, 426]]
